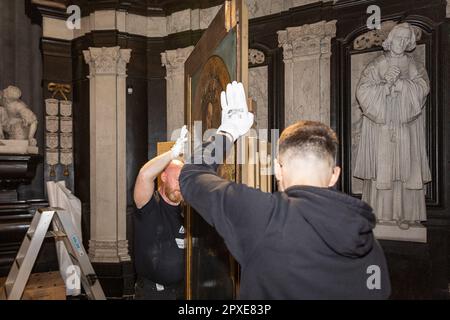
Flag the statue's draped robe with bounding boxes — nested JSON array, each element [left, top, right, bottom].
[[354, 53, 431, 222]]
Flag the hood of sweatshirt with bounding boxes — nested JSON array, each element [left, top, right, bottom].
[[285, 186, 376, 258]]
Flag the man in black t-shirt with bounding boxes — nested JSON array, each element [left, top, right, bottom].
[[133, 127, 188, 300]]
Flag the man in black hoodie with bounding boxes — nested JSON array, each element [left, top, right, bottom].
[[180, 81, 391, 300]]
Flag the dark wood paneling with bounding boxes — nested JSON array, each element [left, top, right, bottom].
[[0, 0, 55, 276], [0, 201, 56, 277], [1, 0, 45, 201]]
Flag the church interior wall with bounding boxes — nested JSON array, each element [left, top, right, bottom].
[[0, 0, 449, 299]]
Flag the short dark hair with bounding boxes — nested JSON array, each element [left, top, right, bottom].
[[278, 121, 338, 164]]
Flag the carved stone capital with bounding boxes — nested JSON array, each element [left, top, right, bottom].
[[89, 240, 131, 263], [83, 47, 132, 76], [278, 20, 337, 60], [161, 46, 194, 77], [249, 48, 265, 65]]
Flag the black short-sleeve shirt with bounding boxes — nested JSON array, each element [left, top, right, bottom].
[[134, 191, 184, 286]]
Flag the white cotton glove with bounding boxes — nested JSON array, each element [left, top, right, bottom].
[[171, 125, 188, 158], [217, 81, 254, 142]]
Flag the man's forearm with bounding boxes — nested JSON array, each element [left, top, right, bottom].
[[138, 151, 174, 181], [190, 133, 234, 172]]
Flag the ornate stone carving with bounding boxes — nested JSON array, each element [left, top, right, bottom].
[[46, 116, 59, 133], [249, 49, 265, 65], [60, 117, 73, 133], [0, 86, 39, 153], [46, 133, 59, 149], [278, 20, 337, 126], [59, 100, 72, 117], [45, 99, 59, 116], [161, 46, 194, 77], [249, 66, 269, 130], [354, 21, 423, 51], [89, 240, 131, 263], [60, 133, 73, 149], [278, 20, 337, 60], [83, 47, 132, 76], [162, 46, 194, 138]]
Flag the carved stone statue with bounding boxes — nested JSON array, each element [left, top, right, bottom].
[[0, 86, 39, 154], [354, 23, 431, 230]]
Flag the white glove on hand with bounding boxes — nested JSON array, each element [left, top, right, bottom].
[[217, 81, 254, 142], [171, 125, 188, 159]]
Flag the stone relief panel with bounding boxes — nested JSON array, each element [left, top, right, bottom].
[[278, 20, 336, 127], [249, 66, 269, 131]]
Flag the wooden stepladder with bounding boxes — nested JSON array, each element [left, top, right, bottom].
[[1, 208, 106, 300]]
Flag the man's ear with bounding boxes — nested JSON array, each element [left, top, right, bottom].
[[328, 166, 341, 187], [274, 158, 284, 191], [161, 171, 167, 183]]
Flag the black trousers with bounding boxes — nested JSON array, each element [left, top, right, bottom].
[[134, 277, 184, 300]]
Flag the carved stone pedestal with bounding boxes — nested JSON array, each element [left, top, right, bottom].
[[374, 221, 427, 243], [0, 154, 42, 202]]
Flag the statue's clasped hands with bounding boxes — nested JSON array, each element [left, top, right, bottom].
[[385, 66, 401, 86]]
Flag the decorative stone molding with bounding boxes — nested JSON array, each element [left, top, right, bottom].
[[278, 20, 337, 126], [278, 20, 337, 60], [161, 46, 195, 77], [83, 47, 131, 76], [353, 20, 423, 50], [249, 49, 266, 65], [249, 66, 269, 130], [88, 240, 131, 263], [162, 46, 194, 139], [247, 0, 332, 19], [84, 46, 131, 263], [43, 1, 337, 41]]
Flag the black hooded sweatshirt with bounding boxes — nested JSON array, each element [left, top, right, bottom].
[[180, 135, 391, 300]]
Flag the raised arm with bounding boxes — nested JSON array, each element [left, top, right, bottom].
[[134, 126, 188, 209], [180, 82, 275, 264], [134, 151, 173, 209], [180, 134, 275, 264]]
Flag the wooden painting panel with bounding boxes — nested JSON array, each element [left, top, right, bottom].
[[184, 0, 247, 300]]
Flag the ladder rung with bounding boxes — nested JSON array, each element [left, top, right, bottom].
[[46, 231, 67, 238]]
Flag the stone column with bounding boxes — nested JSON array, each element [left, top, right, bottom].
[[83, 47, 131, 263], [278, 20, 336, 126], [161, 46, 194, 139], [447, 0, 450, 17]]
